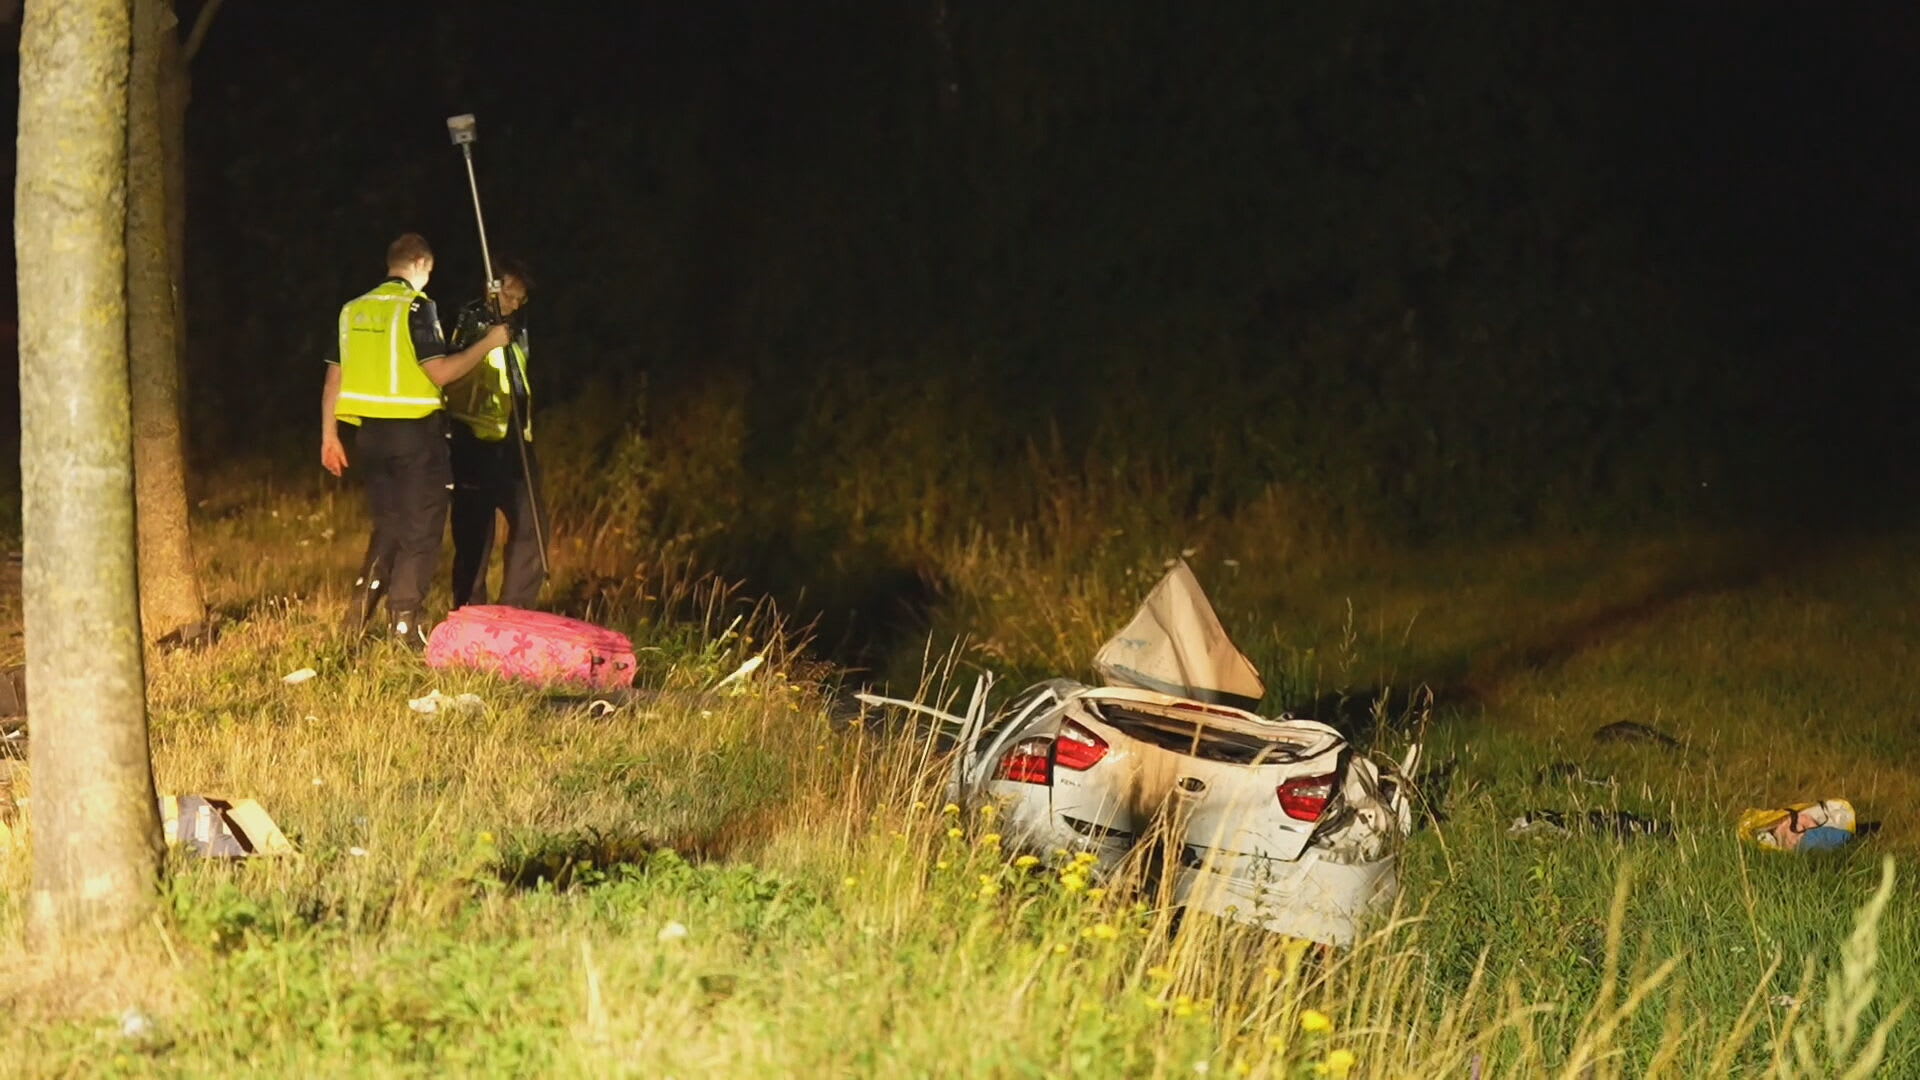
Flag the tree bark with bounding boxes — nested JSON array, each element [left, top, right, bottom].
[[17, 0, 164, 947], [128, 0, 205, 643], [161, 7, 187, 358]]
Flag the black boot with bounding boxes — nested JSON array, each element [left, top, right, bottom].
[[389, 611, 429, 652]]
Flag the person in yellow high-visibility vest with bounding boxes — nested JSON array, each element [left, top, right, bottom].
[[446, 260, 544, 608], [320, 233, 510, 646]]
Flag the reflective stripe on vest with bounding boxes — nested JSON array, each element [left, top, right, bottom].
[[335, 281, 443, 422], [447, 335, 530, 442]]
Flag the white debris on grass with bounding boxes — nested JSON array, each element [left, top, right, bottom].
[[119, 1008, 155, 1041], [407, 690, 486, 715], [657, 921, 689, 943], [282, 667, 317, 685], [713, 654, 765, 691]]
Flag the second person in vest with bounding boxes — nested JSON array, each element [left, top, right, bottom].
[[321, 233, 512, 645], [445, 260, 546, 608]]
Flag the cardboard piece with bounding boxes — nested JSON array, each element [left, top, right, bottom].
[[161, 795, 296, 858], [0, 665, 24, 718]]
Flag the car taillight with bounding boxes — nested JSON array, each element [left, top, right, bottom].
[[1055, 721, 1109, 772], [997, 737, 1052, 785], [1277, 773, 1335, 822]]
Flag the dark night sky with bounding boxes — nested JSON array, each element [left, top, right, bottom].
[[6, 2, 1920, 533]]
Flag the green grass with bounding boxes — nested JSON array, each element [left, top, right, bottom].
[[0, 478, 1912, 1077]]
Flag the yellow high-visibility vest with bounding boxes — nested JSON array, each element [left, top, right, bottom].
[[446, 334, 530, 441], [334, 280, 443, 422]]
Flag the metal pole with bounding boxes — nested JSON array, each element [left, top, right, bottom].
[[510, 360, 552, 583], [458, 143, 497, 292]]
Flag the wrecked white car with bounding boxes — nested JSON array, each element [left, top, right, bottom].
[[870, 561, 1414, 946]]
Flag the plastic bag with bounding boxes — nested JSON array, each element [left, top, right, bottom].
[[1736, 798, 1856, 853]]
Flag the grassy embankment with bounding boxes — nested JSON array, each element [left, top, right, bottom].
[[0, 473, 1912, 1077]]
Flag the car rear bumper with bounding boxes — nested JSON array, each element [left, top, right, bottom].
[[1171, 850, 1397, 946]]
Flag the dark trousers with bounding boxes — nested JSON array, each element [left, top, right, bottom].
[[350, 414, 451, 623], [449, 425, 546, 609]]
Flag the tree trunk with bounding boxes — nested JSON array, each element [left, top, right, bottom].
[[128, 0, 205, 643], [17, 0, 165, 947]]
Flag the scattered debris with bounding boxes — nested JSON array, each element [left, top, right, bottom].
[[282, 667, 318, 685], [1591, 720, 1683, 749], [585, 699, 620, 718], [119, 1007, 156, 1042], [657, 920, 690, 943], [407, 690, 486, 715], [0, 664, 24, 717], [713, 654, 765, 692], [1771, 994, 1801, 1009], [1738, 798, 1857, 853], [348, 846, 369, 857], [1509, 809, 1674, 839], [161, 795, 296, 857]]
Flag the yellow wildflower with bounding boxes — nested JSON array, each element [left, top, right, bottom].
[[913, 800, 928, 811], [943, 803, 961, 816], [1085, 922, 1119, 941], [1072, 851, 1100, 867], [1172, 994, 1196, 1018], [1147, 964, 1174, 981], [1262, 965, 1283, 981], [1060, 871, 1089, 893], [978, 873, 997, 886], [978, 832, 1002, 848], [1299, 1009, 1333, 1034], [1086, 887, 1107, 901], [947, 827, 964, 840], [979, 804, 998, 821], [978, 881, 1000, 898], [1324, 1049, 1356, 1080], [842, 876, 858, 888], [935, 860, 950, 870], [1014, 854, 1040, 869]]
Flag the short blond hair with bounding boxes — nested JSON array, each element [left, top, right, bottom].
[[386, 232, 433, 271]]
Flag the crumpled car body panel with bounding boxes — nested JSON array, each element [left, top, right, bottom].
[[951, 681, 1409, 947]]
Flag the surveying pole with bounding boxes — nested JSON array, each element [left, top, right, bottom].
[[445, 113, 551, 586]]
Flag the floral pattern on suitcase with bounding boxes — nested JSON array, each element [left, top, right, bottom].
[[424, 605, 636, 690]]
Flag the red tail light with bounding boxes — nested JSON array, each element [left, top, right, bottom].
[[1277, 773, 1335, 822], [997, 738, 1052, 785], [1055, 721, 1109, 772]]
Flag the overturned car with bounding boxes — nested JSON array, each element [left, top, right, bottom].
[[871, 561, 1414, 946]]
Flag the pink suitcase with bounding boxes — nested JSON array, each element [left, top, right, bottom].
[[424, 605, 637, 691]]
